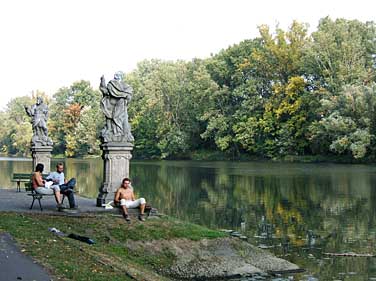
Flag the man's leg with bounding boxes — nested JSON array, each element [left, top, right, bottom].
[[36, 187, 62, 209], [54, 190, 62, 205], [120, 199, 130, 222], [127, 198, 146, 221], [57, 183, 77, 208], [121, 205, 129, 215], [63, 189, 76, 208], [59, 178, 76, 193], [66, 178, 76, 189], [51, 185, 62, 205], [138, 198, 146, 221], [139, 199, 146, 215]]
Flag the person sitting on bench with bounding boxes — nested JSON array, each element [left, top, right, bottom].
[[32, 163, 63, 210], [46, 162, 77, 209], [114, 177, 146, 222]]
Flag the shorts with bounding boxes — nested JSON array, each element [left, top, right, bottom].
[[120, 198, 146, 208], [35, 186, 54, 195]]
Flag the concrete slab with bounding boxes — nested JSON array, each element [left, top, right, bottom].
[[0, 188, 150, 217]]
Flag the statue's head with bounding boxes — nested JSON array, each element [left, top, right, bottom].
[[114, 71, 124, 81], [36, 97, 43, 105]]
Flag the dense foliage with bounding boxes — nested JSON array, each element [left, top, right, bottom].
[[1, 18, 376, 160]]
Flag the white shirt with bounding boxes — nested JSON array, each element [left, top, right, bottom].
[[46, 171, 65, 185]]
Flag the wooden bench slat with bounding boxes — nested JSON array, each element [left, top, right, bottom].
[[12, 173, 48, 192]]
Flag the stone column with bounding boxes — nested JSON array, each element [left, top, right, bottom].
[[96, 142, 133, 206], [31, 146, 53, 173]]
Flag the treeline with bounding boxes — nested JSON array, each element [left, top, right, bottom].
[[1, 17, 376, 160]]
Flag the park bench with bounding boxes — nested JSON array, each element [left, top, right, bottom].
[[23, 174, 69, 211], [12, 173, 32, 192]]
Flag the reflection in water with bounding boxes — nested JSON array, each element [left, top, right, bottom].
[[2, 158, 376, 279]]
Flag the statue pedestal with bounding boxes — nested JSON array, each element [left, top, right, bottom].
[[96, 142, 133, 207], [31, 146, 53, 173]]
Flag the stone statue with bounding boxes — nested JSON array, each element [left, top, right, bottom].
[[25, 97, 53, 146], [99, 71, 134, 143]]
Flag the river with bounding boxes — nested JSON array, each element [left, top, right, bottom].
[[1, 157, 376, 280]]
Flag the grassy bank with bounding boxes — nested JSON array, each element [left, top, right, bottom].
[[0, 212, 225, 281]]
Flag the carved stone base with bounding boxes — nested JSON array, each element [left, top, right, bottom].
[[96, 142, 133, 206], [31, 146, 53, 173]]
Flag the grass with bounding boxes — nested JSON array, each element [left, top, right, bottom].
[[0, 212, 225, 281]]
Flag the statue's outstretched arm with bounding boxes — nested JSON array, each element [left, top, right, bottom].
[[24, 105, 32, 117], [100, 75, 108, 95]]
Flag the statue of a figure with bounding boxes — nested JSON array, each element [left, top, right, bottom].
[[25, 97, 53, 146], [100, 71, 134, 143]]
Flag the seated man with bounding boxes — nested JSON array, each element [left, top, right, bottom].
[[32, 163, 63, 210], [114, 177, 146, 222], [46, 162, 77, 209]]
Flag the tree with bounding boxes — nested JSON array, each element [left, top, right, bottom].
[[304, 17, 376, 93], [49, 81, 103, 157], [127, 59, 219, 159], [203, 39, 263, 155], [241, 22, 314, 157], [310, 84, 376, 159], [205, 21, 317, 157]]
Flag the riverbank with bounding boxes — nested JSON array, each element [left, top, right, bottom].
[[1, 151, 375, 164], [0, 210, 299, 280], [186, 151, 376, 164], [4, 153, 374, 165]]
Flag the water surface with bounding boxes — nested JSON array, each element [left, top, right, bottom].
[[2, 158, 376, 280]]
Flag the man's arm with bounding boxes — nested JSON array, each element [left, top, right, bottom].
[[131, 191, 135, 201], [61, 172, 67, 184], [114, 189, 121, 203], [45, 173, 54, 183], [46, 173, 58, 184]]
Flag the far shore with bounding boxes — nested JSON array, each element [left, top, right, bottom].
[[1, 153, 375, 164]]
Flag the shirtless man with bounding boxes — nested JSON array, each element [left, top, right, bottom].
[[114, 178, 146, 222]]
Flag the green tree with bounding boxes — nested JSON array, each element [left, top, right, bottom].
[[49, 81, 102, 157], [305, 18, 376, 156], [205, 21, 317, 157], [128, 59, 218, 159], [244, 22, 314, 156], [310, 84, 376, 159], [203, 39, 263, 155], [304, 17, 376, 93]]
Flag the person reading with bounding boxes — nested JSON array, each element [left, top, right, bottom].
[[32, 163, 63, 210], [114, 178, 146, 222], [46, 163, 77, 209]]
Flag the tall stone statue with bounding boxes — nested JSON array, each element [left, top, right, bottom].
[[100, 71, 134, 143], [25, 97, 53, 146], [97, 72, 134, 206]]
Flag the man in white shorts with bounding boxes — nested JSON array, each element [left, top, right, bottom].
[[114, 177, 146, 222]]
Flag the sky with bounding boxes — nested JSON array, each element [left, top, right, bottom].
[[0, 0, 375, 109]]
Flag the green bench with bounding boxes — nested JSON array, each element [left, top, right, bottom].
[[12, 173, 33, 192]]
